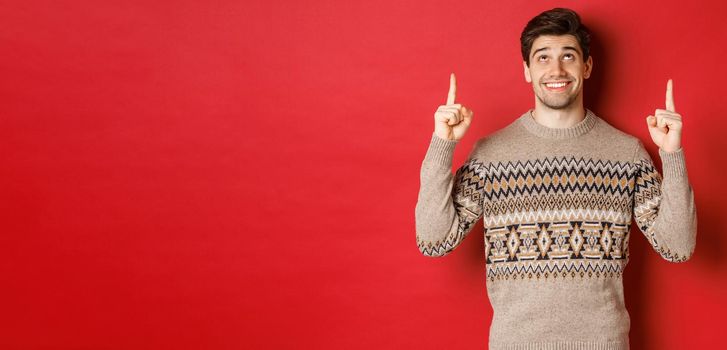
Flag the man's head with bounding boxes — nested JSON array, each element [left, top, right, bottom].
[[520, 8, 593, 110]]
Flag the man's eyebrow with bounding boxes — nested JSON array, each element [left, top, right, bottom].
[[532, 46, 580, 57]]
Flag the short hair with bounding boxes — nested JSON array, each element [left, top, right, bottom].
[[520, 8, 591, 67]]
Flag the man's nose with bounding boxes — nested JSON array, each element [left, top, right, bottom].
[[551, 60, 567, 76]]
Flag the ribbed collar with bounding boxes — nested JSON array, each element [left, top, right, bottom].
[[518, 108, 599, 139]]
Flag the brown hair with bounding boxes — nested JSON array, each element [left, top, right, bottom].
[[520, 8, 591, 67]]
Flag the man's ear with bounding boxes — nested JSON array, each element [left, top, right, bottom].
[[583, 55, 593, 79], [523, 61, 532, 83]]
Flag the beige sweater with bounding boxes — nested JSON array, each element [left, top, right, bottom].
[[414, 108, 697, 350]]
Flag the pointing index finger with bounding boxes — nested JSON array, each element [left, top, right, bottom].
[[666, 78, 675, 112], [447, 73, 456, 105]]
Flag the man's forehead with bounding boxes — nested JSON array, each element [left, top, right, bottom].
[[532, 35, 580, 51]]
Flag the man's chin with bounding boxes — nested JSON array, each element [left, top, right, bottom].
[[537, 93, 578, 110], [540, 99, 574, 110]]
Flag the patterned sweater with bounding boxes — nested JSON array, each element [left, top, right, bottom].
[[414, 108, 697, 350]]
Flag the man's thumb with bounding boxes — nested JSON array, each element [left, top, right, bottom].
[[646, 115, 656, 127]]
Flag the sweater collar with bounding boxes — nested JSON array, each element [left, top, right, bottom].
[[518, 108, 598, 139]]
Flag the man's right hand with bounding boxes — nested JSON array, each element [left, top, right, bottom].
[[433, 72, 473, 141]]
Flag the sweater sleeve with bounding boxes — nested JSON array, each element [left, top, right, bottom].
[[631, 139, 697, 263], [414, 132, 486, 257]]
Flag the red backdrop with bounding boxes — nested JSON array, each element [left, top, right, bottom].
[[1, 0, 725, 348]]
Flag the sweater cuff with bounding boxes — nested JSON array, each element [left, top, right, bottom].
[[423, 132, 458, 168], [658, 147, 687, 178]]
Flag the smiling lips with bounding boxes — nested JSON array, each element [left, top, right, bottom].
[[543, 81, 572, 91]]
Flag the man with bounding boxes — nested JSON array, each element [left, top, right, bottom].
[[414, 7, 697, 350]]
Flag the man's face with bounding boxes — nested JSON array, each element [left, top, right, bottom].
[[523, 34, 593, 110]]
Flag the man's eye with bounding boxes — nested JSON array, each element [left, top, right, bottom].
[[538, 55, 547, 61], [564, 54, 574, 59]]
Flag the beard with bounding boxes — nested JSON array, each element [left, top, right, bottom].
[[535, 82, 579, 110]]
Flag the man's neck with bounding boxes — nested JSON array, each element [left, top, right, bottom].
[[530, 102, 586, 129]]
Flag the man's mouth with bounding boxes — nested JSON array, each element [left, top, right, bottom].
[[543, 81, 572, 91]]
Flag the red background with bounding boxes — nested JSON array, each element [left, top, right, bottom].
[[1, 0, 726, 349]]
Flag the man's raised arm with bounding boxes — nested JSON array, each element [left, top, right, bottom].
[[634, 79, 698, 262], [414, 73, 482, 257], [415, 134, 485, 257]]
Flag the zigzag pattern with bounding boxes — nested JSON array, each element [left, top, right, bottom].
[[484, 192, 631, 218], [484, 207, 631, 228], [633, 158, 662, 197], [632, 158, 691, 263], [486, 259, 625, 281], [416, 159, 485, 257], [417, 215, 472, 257], [479, 156, 635, 200]]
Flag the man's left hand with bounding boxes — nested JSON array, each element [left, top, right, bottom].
[[646, 79, 682, 153]]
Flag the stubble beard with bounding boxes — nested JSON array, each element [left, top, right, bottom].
[[535, 80, 579, 110]]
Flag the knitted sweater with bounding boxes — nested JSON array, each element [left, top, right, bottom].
[[414, 108, 697, 350]]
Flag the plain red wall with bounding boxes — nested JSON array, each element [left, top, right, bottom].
[[1, 0, 726, 348]]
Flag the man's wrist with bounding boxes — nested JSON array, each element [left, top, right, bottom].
[[659, 147, 687, 178], [424, 132, 458, 168]]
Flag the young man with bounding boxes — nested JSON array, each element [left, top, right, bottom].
[[414, 7, 697, 350]]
